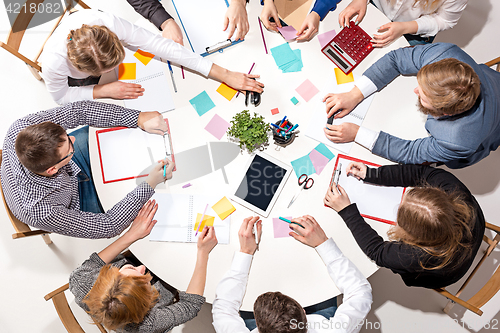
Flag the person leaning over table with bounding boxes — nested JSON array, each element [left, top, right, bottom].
[[1, 100, 174, 239], [126, 0, 252, 44], [324, 163, 485, 289], [212, 216, 372, 333], [322, 42, 500, 169], [40, 9, 264, 106], [338, 0, 468, 47], [260, 0, 343, 41], [70, 199, 218, 332]]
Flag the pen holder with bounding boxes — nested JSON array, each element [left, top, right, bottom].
[[272, 120, 295, 147]]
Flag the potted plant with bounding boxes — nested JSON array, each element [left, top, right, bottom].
[[227, 110, 270, 153]]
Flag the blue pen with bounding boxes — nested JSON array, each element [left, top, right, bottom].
[[163, 164, 166, 178], [279, 115, 287, 126], [279, 216, 305, 228], [271, 123, 282, 131], [167, 61, 177, 93]]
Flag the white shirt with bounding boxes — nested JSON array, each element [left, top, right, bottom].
[[371, 0, 468, 37], [41, 9, 213, 105], [352, 76, 380, 150], [212, 238, 373, 333]]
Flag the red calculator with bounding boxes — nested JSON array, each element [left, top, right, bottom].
[[321, 21, 373, 75]]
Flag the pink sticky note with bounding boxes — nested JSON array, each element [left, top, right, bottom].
[[278, 26, 298, 40], [309, 149, 331, 175], [295, 79, 319, 102], [271, 108, 279, 115], [318, 29, 337, 49], [205, 114, 230, 140], [273, 217, 293, 238]]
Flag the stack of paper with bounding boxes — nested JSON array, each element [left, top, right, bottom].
[[290, 143, 335, 178], [270, 43, 303, 73]]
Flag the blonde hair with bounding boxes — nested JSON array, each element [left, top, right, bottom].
[[67, 25, 125, 76], [388, 0, 441, 11], [83, 265, 159, 331], [388, 186, 474, 271], [417, 58, 481, 116]]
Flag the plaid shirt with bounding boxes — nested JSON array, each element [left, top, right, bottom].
[[1, 101, 154, 239]]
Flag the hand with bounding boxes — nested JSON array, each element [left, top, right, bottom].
[[145, 158, 174, 189], [223, 0, 249, 41], [338, 0, 368, 28], [125, 199, 158, 242], [161, 18, 184, 45], [323, 86, 364, 118], [324, 184, 351, 212], [296, 12, 320, 42], [197, 226, 218, 255], [93, 81, 144, 100], [346, 162, 367, 180], [138, 111, 167, 135], [324, 123, 359, 143], [238, 216, 262, 255], [372, 21, 416, 48], [289, 215, 328, 248], [260, 0, 281, 32]]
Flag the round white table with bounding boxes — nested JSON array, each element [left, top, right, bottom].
[[90, 0, 427, 310]]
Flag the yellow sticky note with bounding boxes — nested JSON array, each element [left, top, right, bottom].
[[212, 196, 236, 220], [118, 63, 136, 80], [216, 83, 238, 101], [334, 68, 354, 85], [193, 214, 215, 231], [134, 49, 155, 66]]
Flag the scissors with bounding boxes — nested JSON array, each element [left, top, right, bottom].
[[288, 174, 314, 208]]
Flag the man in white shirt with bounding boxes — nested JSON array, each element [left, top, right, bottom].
[[212, 216, 372, 333]]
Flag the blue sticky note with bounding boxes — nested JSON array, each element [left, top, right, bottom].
[[189, 91, 215, 116], [271, 43, 297, 68], [291, 155, 316, 178], [291, 97, 299, 105], [314, 143, 335, 160]]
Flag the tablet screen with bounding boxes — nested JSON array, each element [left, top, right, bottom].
[[234, 154, 287, 211]]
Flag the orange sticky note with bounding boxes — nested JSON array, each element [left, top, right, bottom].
[[334, 68, 354, 85], [134, 49, 155, 66], [216, 83, 238, 101], [212, 196, 235, 220], [193, 214, 215, 231], [118, 63, 136, 80]]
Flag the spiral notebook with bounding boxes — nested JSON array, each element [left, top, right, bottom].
[[149, 193, 231, 244], [305, 73, 374, 154]]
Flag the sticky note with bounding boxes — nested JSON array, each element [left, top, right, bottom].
[[278, 26, 298, 40], [309, 149, 331, 175], [193, 213, 215, 230], [205, 114, 230, 140], [314, 143, 335, 161], [334, 68, 354, 84], [216, 83, 238, 101], [182, 183, 192, 188], [271, 43, 297, 68], [273, 217, 293, 238], [118, 63, 136, 80], [271, 108, 279, 115], [282, 49, 303, 73], [318, 29, 337, 49], [295, 79, 319, 102], [212, 196, 235, 220], [134, 49, 155, 66], [189, 91, 215, 116], [291, 155, 316, 178], [291, 97, 299, 105]]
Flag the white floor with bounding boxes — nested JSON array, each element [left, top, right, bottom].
[[1, 0, 500, 332]]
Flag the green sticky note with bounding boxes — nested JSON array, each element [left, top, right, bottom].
[[314, 143, 335, 160], [189, 91, 215, 116], [291, 97, 299, 105], [291, 155, 316, 178]]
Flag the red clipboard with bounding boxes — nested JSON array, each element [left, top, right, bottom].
[[327, 154, 406, 225], [96, 118, 176, 184]]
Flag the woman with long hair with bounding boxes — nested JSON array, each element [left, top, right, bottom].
[[324, 164, 485, 288]]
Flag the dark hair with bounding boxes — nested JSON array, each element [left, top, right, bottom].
[[15, 122, 67, 173], [254, 292, 307, 333]]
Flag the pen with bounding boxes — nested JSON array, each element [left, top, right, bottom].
[[271, 123, 283, 131], [167, 61, 177, 93], [330, 163, 342, 192], [279, 216, 304, 228], [181, 66, 185, 79], [286, 124, 298, 133], [195, 204, 209, 236], [280, 116, 287, 126], [258, 17, 268, 54]]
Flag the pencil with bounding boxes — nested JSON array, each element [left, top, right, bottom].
[[236, 62, 256, 98], [181, 66, 185, 79], [195, 204, 209, 236], [258, 17, 268, 54]]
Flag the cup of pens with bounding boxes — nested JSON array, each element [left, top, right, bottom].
[[271, 118, 298, 147]]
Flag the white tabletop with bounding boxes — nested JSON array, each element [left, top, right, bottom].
[[89, 1, 427, 310]]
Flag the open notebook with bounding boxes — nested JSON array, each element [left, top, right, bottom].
[[149, 193, 231, 243], [305, 73, 374, 154]]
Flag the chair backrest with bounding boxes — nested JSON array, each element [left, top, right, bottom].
[[0, 149, 52, 243], [44, 283, 107, 333], [485, 56, 500, 72]]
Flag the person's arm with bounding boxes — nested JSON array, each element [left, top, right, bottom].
[[414, 0, 468, 37], [310, 0, 342, 21], [338, 0, 369, 28], [186, 226, 218, 295], [224, 0, 249, 41], [126, 0, 172, 30]]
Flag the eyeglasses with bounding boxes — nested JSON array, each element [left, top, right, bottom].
[[54, 134, 75, 165]]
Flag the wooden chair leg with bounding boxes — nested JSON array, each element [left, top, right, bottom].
[[42, 234, 52, 245], [27, 64, 42, 80]]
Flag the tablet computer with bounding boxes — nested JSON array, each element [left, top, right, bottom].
[[230, 152, 292, 217]]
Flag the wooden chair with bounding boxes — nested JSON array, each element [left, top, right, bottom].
[[434, 222, 500, 316], [44, 283, 107, 333], [0, 150, 52, 243], [0, 0, 90, 80], [485, 57, 500, 72]]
